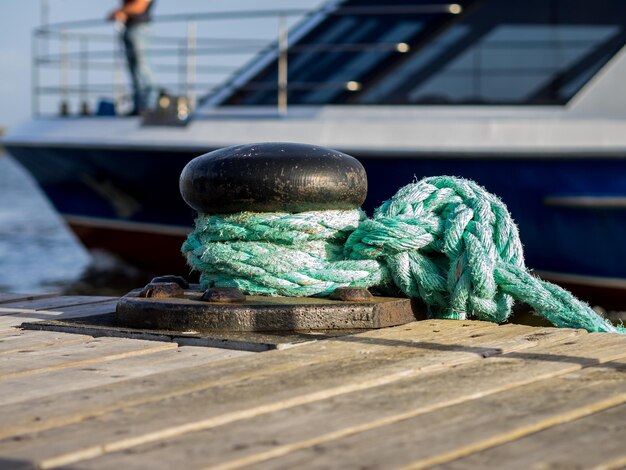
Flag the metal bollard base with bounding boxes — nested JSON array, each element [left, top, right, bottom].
[[116, 287, 423, 332]]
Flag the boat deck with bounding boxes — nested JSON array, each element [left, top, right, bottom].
[[1, 293, 626, 469]]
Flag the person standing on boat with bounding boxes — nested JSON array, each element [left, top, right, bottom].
[[108, 0, 156, 115]]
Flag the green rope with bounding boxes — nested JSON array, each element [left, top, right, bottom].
[[182, 176, 625, 334], [181, 210, 391, 297]]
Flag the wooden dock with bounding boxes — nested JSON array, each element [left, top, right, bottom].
[[1, 292, 626, 469]]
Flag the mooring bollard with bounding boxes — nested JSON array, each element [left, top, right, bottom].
[[118, 142, 625, 335], [116, 142, 421, 333]]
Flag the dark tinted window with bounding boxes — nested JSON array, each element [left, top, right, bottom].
[[220, 0, 626, 106]]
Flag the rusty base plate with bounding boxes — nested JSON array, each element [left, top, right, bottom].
[[116, 289, 423, 332]]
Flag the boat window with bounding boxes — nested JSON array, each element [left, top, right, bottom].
[[223, 0, 452, 106], [300, 21, 424, 104], [370, 9, 623, 105], [220, 0, 626, 106]]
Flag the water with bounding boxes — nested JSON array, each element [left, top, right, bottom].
[[0, 153, 91, 293]]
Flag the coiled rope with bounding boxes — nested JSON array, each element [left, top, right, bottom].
[[182, 176, 624, 334]]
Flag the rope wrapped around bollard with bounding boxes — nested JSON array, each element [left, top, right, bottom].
[[181, 144, 624, 334]]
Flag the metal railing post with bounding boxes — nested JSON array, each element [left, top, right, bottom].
[[187, 20, 197, 110], [277, 14, 288, 115], [80, 37, 89, 114], [60, 29, 69, 115], [40, 0, 49, 56], [179, 39, 185, 97], [31, 31, 40, 118]]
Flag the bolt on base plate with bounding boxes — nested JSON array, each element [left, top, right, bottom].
[[116, 287, 423, 332]]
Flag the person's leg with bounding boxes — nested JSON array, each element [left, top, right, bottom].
[[131, 24, 154, 111], [123, 24, 154, 113], [122, 25, 141, 114]]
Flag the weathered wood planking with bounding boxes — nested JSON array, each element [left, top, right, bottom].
[[0, 293, 625, 470], [0, 330, 93, 355], [0, 345, 252, 406], [0, 292, 58, 304], [0, 299, 118, 329], [0, 295, 114, 311], [29, 332, 626, 470], [0, 321, 555, 441], [0, 328, 19, 335], [243, 355, 626, 470], [0, 336, 178, 380], [431, 402, 626, 469], [0, 323, 584, 468]]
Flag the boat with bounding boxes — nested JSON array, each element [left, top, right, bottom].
[[5, 0, 626, 306]]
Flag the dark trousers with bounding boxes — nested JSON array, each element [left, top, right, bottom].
[[122, 23, 154, 113]]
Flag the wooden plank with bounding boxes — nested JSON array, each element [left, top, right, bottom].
[[0, 336, 178, 380], [0, 330, 93, 355], [0, 296, 114, 312], [223, 352, 626, 470], [430, 402, 626, 470], [0, 300, 118, 329], [0, 322, 582, 467], [0, 292, 58, 304], [30, 300, 118, 316], [0, 345, 253, 406], [30, 332, 626, 470], [0, 328, 19, 335]]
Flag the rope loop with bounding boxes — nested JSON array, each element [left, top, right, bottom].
[[182, 176, 624, 334], [346, 177, 524, 322], [183, 209, 391, 297]]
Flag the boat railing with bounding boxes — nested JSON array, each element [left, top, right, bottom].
[[32, 3, 462, 118]]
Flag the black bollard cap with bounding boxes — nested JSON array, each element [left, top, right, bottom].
[[180, 142, 368, 214]]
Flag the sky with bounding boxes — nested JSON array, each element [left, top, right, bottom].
[[0, 0, 326, 131]]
